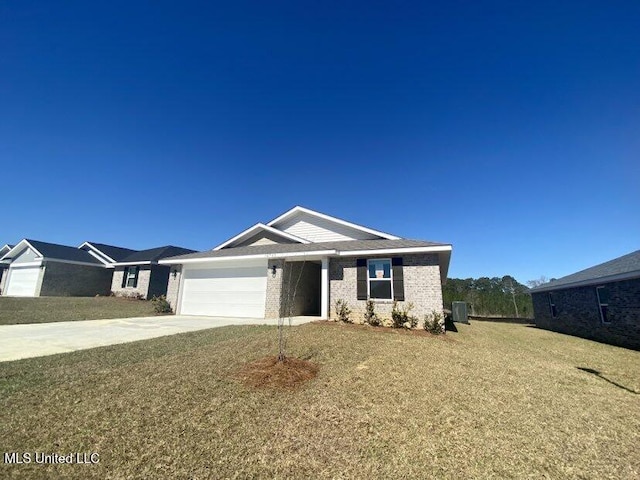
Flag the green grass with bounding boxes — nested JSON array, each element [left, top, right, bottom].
[[0, 297, 157, 325], [1, 321, 639, 479]]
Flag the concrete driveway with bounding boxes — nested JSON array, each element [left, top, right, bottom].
[[0, 315, 317, 362]]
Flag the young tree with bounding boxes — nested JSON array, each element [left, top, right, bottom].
[[277, 259, 306, 362]]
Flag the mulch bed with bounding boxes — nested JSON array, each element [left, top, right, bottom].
[[236, 355, 319, 390], [313, 320, 458, 341]]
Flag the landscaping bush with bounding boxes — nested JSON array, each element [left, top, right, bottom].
[[391, 301, 418, 329], [334, 299, 352, 323], [151, 295, 172, 314], [116, 291, 145, 300], [423, 310, 444, 334], [363, 300, 382, 327]]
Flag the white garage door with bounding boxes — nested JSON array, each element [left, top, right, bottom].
[[179, 261, 267, 318], [6, 266, 40, 297]]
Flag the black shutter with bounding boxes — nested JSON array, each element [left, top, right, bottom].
[[133, 266, 140, 288], [392, 257, 404, 301], [121, 267, 127, 288], [356, 258, 367, 300]]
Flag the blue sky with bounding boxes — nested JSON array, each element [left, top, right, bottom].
[[1, 1, 638, 283]]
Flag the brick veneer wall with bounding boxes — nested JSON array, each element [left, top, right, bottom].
[[265, 259, 285, 319], [39, 262, 112, 297], [532, 278, 640, 350], [111, 267, 153, 299], [166, 266, 182, 310], [111, 265, 171, 299], [328, 253, 444, 326]]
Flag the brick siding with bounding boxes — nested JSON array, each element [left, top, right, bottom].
[[111, 265, 171, 300], [532, 278, 640, 350], [39, 262, 112, 297], [166, 266, 182, 310], [329, 253, 444, 326]]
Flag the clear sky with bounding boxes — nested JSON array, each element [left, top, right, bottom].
[[1, 1, 638, 284]]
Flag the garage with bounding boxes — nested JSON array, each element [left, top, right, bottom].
[[179, 260, 267, 317], [5, 266, 40, 297]]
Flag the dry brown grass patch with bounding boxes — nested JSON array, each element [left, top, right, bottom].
[[236, 355, 319, 390]]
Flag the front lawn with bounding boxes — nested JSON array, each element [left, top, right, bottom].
[[1, 321, 638, 478], [0, 296, 158, 325]]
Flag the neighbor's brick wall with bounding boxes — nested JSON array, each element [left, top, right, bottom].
[[111, 267, 153, 299], [532, 278, 640, 350], [111, 266, 171, 299], [166, 266, 182, 310], [328, 254, 444, 326], [39, 262, 112, 297], [265, 259, 285, 319]]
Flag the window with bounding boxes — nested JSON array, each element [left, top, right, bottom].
[[367, 258, 392, 300], [124, 266, 139, 288], [548, 292, 557, 318], [596, 286, 610, 324]]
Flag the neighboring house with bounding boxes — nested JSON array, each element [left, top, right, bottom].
[[530, 250, 640, 350], [161, 206, 452, 324], [0, 244, 14, 294], [0, 240, 196, 299], [108, 246, 196, 299], [0, 239, 114, 297]]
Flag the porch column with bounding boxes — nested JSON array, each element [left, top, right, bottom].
[[321, 257, 329, 319]]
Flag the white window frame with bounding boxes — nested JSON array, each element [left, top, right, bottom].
[[548, 292, 557, 318], [596, 286, 610, 324], [125, 266, 139, 288], [367, 258, 393, 301]]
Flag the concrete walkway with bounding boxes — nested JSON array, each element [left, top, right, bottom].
[[0, 315, 318, 362]]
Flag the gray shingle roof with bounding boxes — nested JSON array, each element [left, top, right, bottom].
[[531, 249, 640, 292], [26, 239, 103, 265], [164, 239, 450, 262], [119, 246, 197, 263], [86, 242, 137, 262]]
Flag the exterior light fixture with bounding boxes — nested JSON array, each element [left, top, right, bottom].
[[271, 265, 277, 277], [172, 269, 178, 279]]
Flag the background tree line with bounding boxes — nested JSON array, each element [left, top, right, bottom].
[[443, 276, 533, 318]]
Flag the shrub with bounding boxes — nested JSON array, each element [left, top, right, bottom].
[[334, 299, 352, 323], [364, 300, 382, 327], [391, 301, 418, 329], [116, 291, 145, 300], [423, 310, 444, 334], [151, 295, 172, 314]]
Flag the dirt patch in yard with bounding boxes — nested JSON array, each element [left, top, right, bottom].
[[236, 355, 319, 390]]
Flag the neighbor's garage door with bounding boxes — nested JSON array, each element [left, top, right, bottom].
[[179, 260, 267, 317], [5, 266, 40, 297]]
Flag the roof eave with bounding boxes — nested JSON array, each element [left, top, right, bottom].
[[212, 223, 311, 251], [531, 271, 640, 293]]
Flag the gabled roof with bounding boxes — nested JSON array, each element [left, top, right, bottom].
[[267, 206, 401, 241], [114, 246, 198, 265], [531, 249, 640, 293], [213, 223, 310, 250], [2, 239, 103, 266], [0, 244, 13, 257], [80, 242, 138, 263], [161, 238, 453, 280]]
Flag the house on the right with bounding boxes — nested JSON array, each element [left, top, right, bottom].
[[530, 249, 640, 350]]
